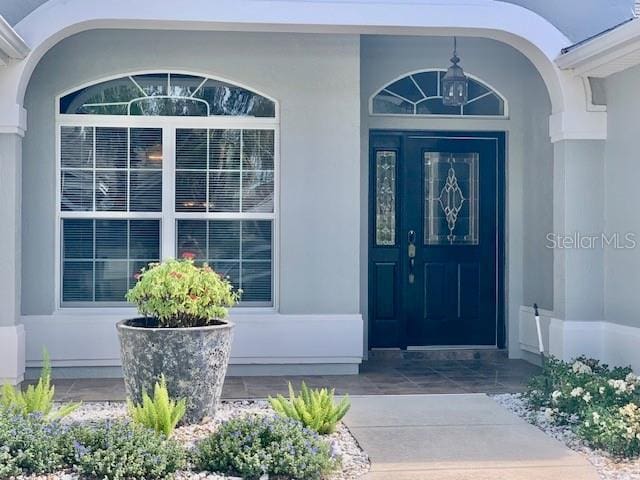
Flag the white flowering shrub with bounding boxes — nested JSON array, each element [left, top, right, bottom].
[[578, 404, 640, 457], [525, 356, 640, 457]]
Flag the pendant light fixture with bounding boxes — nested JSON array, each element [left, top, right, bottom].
[[442, 37, 469, 107]]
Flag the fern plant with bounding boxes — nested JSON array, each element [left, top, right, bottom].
[[0, 350, 80, 419], [269, 382, 351, 434], [127, 375, 187, 436]]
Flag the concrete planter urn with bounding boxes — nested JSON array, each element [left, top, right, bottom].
[[120, 256, 240, 424], [117, 318, 234, 424]]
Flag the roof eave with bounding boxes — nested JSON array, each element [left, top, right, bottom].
[[0, 15, 29, 65], [556, 18, 640, 78]]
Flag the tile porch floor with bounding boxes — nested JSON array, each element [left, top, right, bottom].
[[42, 356, 540, 402]]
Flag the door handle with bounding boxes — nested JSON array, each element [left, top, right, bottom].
[[408, 230, 416, 284]]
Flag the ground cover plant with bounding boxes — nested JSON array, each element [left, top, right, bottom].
[[525, 355, 640, 457], [70, 420, 186, 480], [0, 409, 72, 477], [194, 414, 339, 479]]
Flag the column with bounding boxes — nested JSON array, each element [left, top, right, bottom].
[[0, 132, 25, 384]]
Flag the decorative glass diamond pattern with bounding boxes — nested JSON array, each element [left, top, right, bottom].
[[375, 151, 396, 246], [438, 166, 466, 241], [424, 152, 479, 245]]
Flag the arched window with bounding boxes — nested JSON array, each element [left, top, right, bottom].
[[57, 72, 277, 308], [370, 69, 507, 117], [59, 73, 276, 117]]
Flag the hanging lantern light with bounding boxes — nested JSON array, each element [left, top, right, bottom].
[[442, 37, 468, 107]]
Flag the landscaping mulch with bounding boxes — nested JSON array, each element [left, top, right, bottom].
[[14, 400, 369, 480], [494, 393, 640, 480]]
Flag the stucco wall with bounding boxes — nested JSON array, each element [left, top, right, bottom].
[[604, 64, 640, 328], [22, 29, 361, 316], [359, 35, 554, 353]]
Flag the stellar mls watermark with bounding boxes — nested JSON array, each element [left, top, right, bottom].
[[546, 232, 637, 249]]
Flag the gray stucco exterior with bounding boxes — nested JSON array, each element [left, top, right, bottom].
[[22, 29, 361, 317], [359, 35, 554, 350], [604, 63, 640, 328]]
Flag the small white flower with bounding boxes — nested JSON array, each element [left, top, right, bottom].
[[583, 392, 592, 403], [544, 408, 556, 422], [551, 390, 562, 402], [592, 411, 601, 423], [626, 372, 638, 384], [570, 387, 584, 397], [599, 386, 605, 395], [608, 379, 628, 394], [572, 361, 593, 375]]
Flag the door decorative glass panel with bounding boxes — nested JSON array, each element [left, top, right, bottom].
[[424, 152, 479, 245], [375, 151, 396, 246]]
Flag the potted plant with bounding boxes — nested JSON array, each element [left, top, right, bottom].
[[117, 254, 239, 423]]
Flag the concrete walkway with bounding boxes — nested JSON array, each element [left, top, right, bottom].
[[344, 394, 599, 480]]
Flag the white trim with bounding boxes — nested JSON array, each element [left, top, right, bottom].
[[21, 313, 363, 368], [368, 68, 510, 118], [55, 69, 279, 116], [0, 324, 25, 385], [520, 308, 640, 372], [556, 19, 640, 78], [55, 71, 280, 311], [0, 14, 29, 64], [0, 0, 607, 142]]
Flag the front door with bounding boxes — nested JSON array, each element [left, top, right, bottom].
[[369, 131, 504, 348]]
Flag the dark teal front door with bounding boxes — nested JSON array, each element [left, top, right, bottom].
[[368, 131, 505, 348]]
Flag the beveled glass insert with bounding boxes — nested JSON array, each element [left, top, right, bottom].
[[424, 152, 479, 245], [375, 151, 397, 246]]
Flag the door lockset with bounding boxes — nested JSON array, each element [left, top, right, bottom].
[[408, 230, 416, 284]]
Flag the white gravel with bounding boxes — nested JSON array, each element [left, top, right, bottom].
[[493, 393, 640, 480], [15, 401, 370, 480]]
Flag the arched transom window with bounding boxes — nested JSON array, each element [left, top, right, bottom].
[[57, 72, 277, 308], [371, 69, 507, 117], [59, 72, 276, 117]]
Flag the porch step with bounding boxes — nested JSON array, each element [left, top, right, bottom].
[[368, 348, 508, 362]]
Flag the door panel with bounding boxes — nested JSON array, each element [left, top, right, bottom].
[[369, 131, 504, 349]]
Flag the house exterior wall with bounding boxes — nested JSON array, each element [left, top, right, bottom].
[[605, 64, 640, 329], [359, 35, 554, 356], [21, 29, 363, 374]]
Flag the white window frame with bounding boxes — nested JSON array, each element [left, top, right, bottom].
[[369, 68, 509, 119], [55, 71, 280, 313]]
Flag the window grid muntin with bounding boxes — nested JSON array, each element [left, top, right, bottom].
[[59, 72, 277, 118], [60, 126, 163, 213], [61, 218, 161, 305], [57, 109, 278, 310], [175, 128, 275, 214], [370, 69, 507, 118], [175, 219, 274, 306]]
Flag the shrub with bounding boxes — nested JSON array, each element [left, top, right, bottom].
[[128, 375, 186, 436], [1, 350, 80, 420], [269, 382, 351, 434], [126, 257, 240, 328], [70, 419, 185, 480], [0, 409, 71, 476], [524, 356, 638, 424], [194, 415, 338, 479], [578, 404, 640, 457]]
